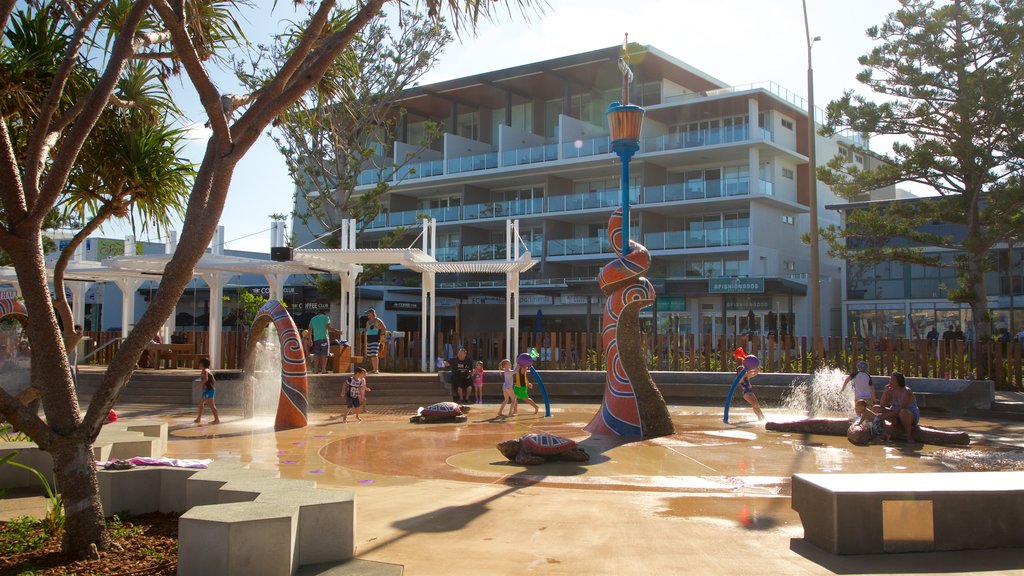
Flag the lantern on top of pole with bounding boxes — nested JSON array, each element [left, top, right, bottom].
[[607, 33, 644, 253]]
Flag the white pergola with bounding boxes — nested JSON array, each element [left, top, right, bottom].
[[293, 219, 537, 371], [106, 227, 325, 368]]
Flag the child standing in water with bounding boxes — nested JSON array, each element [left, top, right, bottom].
[[736, 364, 765, 420], [841, 360, 877, 423], [342, 366, 371, 423], [512, 361, 540, 415], [194, 358, 220, 424], [472, 360, 485, 404], [496, 359, 517, 418]]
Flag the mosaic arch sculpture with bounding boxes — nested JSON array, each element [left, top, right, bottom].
[[0, 298, 38, 406], [243, 299, 308, 429], [584, 209, 675, 438]]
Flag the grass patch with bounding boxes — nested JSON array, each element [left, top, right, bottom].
[[0, 516, 50, 555], [107, 514, 143, 540]]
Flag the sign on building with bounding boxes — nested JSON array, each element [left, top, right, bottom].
[[708, 277, 765, 294]]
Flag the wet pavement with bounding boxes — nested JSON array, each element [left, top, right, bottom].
[[8, 401, 1024, 574]]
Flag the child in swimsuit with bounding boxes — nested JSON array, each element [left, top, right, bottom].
[[737, 365, 765, 420], [472, 361, 485, 404], [496, 359, 517, 418]]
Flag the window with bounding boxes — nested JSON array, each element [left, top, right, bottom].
[[782, 168, 794, 180], [781, 119, 794, 130], [782, 215, 794, 225], [854, 154, 864, 164], [784, 261, 796, 271], [838, 145, 854, 163]]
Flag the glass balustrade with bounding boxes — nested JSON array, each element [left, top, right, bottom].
[[562, 136, 612, 159], [434, 246, 460, 261], [393, 159, 444, 182], [643, 227, 749, 250], [547, 237, 613, 256], [548, 188, 638, 213], [759, 179, 774, 196], [463, 198, 544, 220], [388, 206, 461, 227], [365, 213, 387, 229], [501, 143, 558, 166], [447, 151, 499, 174]]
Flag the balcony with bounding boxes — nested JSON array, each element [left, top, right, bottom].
[[447, 151, 498, 174], [435, 246, 459, 262], [365, 212, 388, 229], [463, 244, 506, 261], [547, 237, 612, 257], [561, 136, 611, 159], [502, 143, 558, 167], [463, 198, 544, 220], [643, 226, 750, 250], [388, 206, 461, 227], [548, 188, 639, 213]]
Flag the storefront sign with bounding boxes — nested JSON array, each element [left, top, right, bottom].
[[658, 297, 686, 312], [386, 300, 421, 311], [725, 296, 772, 311], [520, 295, 552, 306], [560, 294, 591, 305], [709, 277, 764, 294]]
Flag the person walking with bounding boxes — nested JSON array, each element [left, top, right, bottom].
[[342, 366, 371, 423], [496, 358, 517, 418], [364, 308, 387, 374], [193, 358, 220, 424]]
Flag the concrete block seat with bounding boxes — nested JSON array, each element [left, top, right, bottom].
[[178, 501, 300, 576], [2, 419, 169, 491], [792, 471, 1024, 554]]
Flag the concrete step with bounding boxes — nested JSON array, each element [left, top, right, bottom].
[[991, 400, 1024, 413]]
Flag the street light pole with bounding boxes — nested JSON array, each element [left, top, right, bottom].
[[803, 0, 822, 345]]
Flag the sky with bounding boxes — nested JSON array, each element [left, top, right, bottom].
[[112, 0, 909, 253]]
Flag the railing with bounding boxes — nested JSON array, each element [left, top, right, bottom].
[[642, 178, 751, 203], [388, 206, 461, 227], [502, 143, 558, 166], [447, 151, 498, 174], [463, 198, 544, 220], [561, 136, 611, 159], [643, 227, 750, 250], [548, 188, 639, 213], [435, 246, 459, 262], [462, 244, 505, 261], [392, 159, 444, 181], [547, 237, 612, 257]]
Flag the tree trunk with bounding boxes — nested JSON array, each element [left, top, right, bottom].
[[51, 438, 108, 557]]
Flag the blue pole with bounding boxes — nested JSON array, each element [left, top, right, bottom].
[[620, 154, 631, 255], [528, 366, 552, 417], [723, 368, 747, 424]]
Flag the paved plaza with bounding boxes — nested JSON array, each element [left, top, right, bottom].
[[5, 398, 1024, 574]]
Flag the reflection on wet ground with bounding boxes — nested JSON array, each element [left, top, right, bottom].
[[156, 403, 1024, 495]]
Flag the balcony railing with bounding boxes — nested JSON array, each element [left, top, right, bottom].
[[447, 151, 498, 174], [643, 226, 750, 250], [547, 236, 612, 256], [394, 159, 444, 182], [548, 188, 639, 213], [502, 143, 558, 167], [561, 136, 612, 159], [462, 244, 505, 261], [435, 246, 459, 262], [389, 206, 461, 227], [463, 198, 544, 220]]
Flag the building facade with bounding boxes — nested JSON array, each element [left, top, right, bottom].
[[292, 44, 869, 339]]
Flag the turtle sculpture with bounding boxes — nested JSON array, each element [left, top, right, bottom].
[[410, 401, 471, 423], [497, 432, 590, 465]]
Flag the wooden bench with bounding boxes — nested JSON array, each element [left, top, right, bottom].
[[792, 472, 1024, 554], [326, 345, 362, 374], [161, 343, 199, 369]]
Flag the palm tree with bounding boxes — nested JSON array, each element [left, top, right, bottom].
[[0, 0, 543, 558]]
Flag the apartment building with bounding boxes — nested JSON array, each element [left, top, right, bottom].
[[293, 44, 864, 339]]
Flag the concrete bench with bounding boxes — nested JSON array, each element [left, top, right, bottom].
[[792, 472, 1024, 554], [178, 501, 300, 576], [2, 420, 169, 490]]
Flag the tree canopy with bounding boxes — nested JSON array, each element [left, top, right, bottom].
[[819, 0, 1024, 353]]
